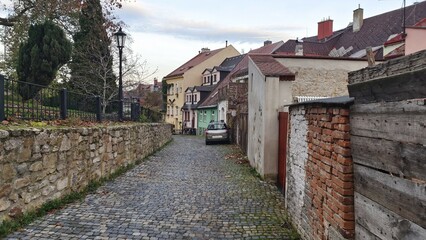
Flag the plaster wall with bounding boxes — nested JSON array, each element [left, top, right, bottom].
[[276, 58, 367, 98], [405, 28, 426, 56], [247, 59, 293, 181], [165, 45, 239, 130]]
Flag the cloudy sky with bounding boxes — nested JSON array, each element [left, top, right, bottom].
[[115, 0, 415, 82]]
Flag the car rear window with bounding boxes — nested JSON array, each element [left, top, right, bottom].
[[207, 123, 227, 130]]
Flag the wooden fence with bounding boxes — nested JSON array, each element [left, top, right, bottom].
[[348, 51, 426, 239]]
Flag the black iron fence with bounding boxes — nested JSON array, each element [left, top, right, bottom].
[[0, 75, 142, 122]]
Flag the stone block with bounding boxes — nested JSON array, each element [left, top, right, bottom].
[[57, 177, 68, 191], [60, 135, 72, 152], [14, 178, 30, 189], [4, 139, 23, 151], [0, 184, 12, 198], [0, 130, 10, 139], [41, 185, 55, 196], [29, 161, 43, 172], [1, 164, 17, 181], [0, 198, 11, 211]]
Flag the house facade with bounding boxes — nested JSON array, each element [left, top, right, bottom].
[[245, 2, 426, 182], [163, 45, 239, 132], [182, 85, 214, 134]]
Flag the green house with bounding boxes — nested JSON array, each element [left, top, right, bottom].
[[196, 106, 217, 135]]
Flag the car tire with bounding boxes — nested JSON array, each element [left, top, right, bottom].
[[205, 140, 210, 145]]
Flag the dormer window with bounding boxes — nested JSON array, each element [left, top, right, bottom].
[[213, 75, 217, 83]]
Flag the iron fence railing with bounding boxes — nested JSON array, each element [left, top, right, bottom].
[[0, 74, 143, 123]]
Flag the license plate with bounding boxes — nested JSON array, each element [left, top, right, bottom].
[[212, 135, 222, 139]]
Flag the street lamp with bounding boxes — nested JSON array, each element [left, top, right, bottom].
[[114, 27, 126, 121]]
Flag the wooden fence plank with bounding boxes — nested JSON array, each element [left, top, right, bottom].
[[355, 223, 381, 240], [348, 67, 426, 104], [350, 100, 426, 145], [354, 165, 426, 228], [351, 136, 426, 181], [355, 193, 426, 240]]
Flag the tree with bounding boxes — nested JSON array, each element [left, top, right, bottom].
[[0, 0, 125, 77], [68, 0, 116, 113], [16, 20, 72, 100]]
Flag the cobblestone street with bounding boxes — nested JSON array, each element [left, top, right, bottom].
[[6, 135, 297, 240]]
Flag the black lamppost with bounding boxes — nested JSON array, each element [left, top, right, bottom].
[[114, 27, 126, 121]]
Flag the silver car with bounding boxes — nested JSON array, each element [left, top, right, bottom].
[[205, 121, 230, 145]]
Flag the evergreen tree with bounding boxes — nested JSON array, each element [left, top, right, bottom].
[[69, 0, 117, 112], [16, 20, 72, 100]]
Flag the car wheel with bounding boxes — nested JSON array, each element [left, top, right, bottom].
[[205, 140, 210, 145]]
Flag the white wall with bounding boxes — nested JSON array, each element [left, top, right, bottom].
[[286, 105, 309, 239], [248, 59, 265, 176], [218, 100, 228, 123], [248, 58, 293, 181]]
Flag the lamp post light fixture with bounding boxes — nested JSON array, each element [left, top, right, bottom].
[[114, 27, 126, 121]]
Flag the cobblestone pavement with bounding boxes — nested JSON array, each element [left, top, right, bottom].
[[7, 136, 297, 240]]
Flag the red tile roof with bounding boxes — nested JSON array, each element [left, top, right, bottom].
[[199, 41, 284, 108], [275, 1, 426, 59], [164, 48, 224, 78], [249, 55, 295, 79]]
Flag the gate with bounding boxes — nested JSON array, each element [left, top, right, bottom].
[[277, 112, 289, 193]]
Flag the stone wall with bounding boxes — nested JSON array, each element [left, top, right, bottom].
[[0, 123, 172, 223], [287, 100, 354, 240]]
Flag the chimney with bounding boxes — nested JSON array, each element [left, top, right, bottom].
[[317, 18, 333, 40], [264, 40, 272, 46], [295, 39, 303, 56], [353, 6, 364, 32], [201, 47, 210, 53]]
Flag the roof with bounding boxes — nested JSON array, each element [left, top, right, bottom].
[[275, 1, 426, 59], [214, 55, 245, 72], [249, 55, 295, 79], [199, 41, 284, 108], [164, 48, 224, 79]]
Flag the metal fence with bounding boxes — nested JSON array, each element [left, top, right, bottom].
[[0, 75, 141, 122]]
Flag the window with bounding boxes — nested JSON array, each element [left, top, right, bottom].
[[204, 111, 207, 122], [212, 110, 215, 119], [167, 106, 170, 115], [213, 75, 217, 82], [175, 106, 179, 116], [208, 76, 211, 83], [194, 95, 197, 103]]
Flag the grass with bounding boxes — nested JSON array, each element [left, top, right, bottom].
[[0, 139, 172, 239]]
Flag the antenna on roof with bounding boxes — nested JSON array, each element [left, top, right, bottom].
[[403, 0, 406, 37]]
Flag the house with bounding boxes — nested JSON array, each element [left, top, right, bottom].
[[194, 54, 245, 134], [275, 1, 426, 59], [182, 85, 215, 134], [198, 41, 284, 143], [163, 45, 239, 132], [246, 2, 426, 182], [124, 78, 163, 109]]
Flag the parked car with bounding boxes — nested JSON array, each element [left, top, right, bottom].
[[205, 121, 230, 145]]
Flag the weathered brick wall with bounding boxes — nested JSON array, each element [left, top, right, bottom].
[[0, 123, 172, 223], [287, 103, 354, 240]]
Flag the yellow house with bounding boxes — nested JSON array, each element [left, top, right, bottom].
[[163, 45, 239, 132]]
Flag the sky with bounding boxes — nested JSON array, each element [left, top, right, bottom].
[[0, 0, 420, 83], [115, 0, 418, 83]]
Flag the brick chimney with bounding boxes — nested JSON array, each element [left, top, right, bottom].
[[317, 18, 333, 40], [353, 6, 364, 32], [264, 40, 272, 46]]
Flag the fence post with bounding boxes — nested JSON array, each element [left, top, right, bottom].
[[131, 101, 140, 122], [96, 96, 102, 122], [0, 75, 4, 121], [60, 88, 67, 120]]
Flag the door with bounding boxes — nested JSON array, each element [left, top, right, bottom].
[[277, 112, 289, 193]]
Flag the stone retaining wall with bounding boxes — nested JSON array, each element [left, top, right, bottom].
[[0, 123, 172, 223]]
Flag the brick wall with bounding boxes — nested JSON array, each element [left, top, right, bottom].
[[287, 100, 354, 240], [0, 123, 172, 224]]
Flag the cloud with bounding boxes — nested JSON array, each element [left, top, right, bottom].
[[119, 2, 301, 43]]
